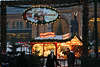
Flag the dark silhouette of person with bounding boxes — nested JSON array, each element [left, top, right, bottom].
[[1, 51, 9, 67], [9, 54, 16, 67], [46, 50, 60, 67], [17, 52, 27, 67], [65, 48, 75, 67]]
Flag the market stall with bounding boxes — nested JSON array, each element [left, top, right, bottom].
[[30, 32, 83, 59]]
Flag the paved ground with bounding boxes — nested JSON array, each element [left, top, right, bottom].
[[43, 59, 81, 67]]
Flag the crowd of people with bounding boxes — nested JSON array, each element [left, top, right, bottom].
[[0, 51, 41, 67], [46, 48, 75, 67], [0, 48, 76, 67]]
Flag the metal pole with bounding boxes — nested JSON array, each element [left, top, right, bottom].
[[44, 24, 45, 33], [1, 2, 7, 52], [51, 23, 54, 32], [94, 0, 98, 58], [42, 43, 45, 67], [81, 0, 89, 67], [82, 0, 89, 58], [37, 24, 39, 37]]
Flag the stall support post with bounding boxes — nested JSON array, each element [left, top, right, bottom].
[[29, 42, 33, 55], [94, 0, 98, 58], [81, 0, 89, 67], [42, 43, 45, 67], [54, 42, 58, 67]]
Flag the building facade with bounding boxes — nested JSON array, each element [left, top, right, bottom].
[[0, 2, 100, 44]]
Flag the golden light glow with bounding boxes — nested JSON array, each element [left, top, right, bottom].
[[66, 41, 72, 45], [71, 36, 83, 46], [89, 18, 100, 22], [31, 36, 83, 59], [32, 43, 55, 56]]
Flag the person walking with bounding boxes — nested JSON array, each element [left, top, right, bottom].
[[46, 50, 60, 67]]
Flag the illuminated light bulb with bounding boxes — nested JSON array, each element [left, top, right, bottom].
[[31, 22, 33, 24], [35, 24, 37, 26], [54, 8, 56, 10], [46, 23, 48, 26], [22, 16, 23, 18], [39, 5, 40, 7], [49, 7, 52, 8], [26, 20, 27, 23], [40, 23, 43, 25], [59, 16, 61, 19]]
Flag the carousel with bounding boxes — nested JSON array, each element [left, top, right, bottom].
[[30, 32, 83, 59]]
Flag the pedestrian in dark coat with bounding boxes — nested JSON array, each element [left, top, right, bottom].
[[1, 51, 9, 67], [9, 54, 16, 67], [17, 52, 27, 67], [46, 50, 60, 67], [66, 48, 75, 67]]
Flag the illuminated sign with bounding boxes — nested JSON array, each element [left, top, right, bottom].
[[23, 6, 59, 24]]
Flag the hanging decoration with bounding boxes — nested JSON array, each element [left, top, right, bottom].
[[23, 5, 59, 24]]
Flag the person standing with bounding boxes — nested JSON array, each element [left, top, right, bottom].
[[9, 54, 16, 67], [64, 48, 75, 67], [46, 50, 60, 67], [1, 51, 9, 67]]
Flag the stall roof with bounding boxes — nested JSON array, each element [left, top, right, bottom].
[[30, 35, 83, 46], [35, 35, 63, 40], [31, 34, 82, 43]]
